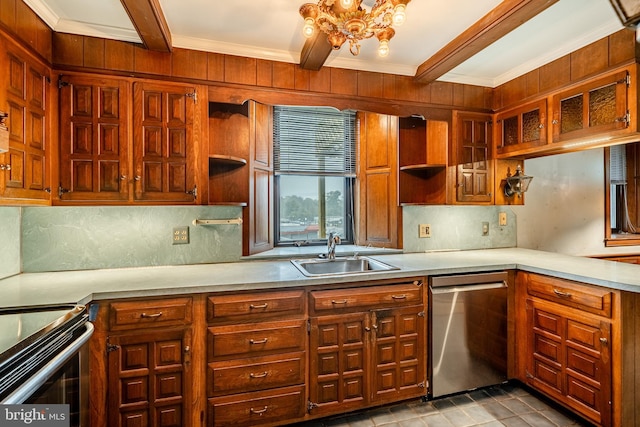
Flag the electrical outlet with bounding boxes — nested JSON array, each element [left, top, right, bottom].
[[482, 222, 489, 236], [419, 224, 431, 238], [173, 226, 189, 245], [499, 212, 507, 226]]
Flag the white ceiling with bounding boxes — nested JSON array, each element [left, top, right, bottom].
[[24, 0, 627, 87]]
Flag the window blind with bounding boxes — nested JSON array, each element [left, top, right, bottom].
[[273, 106, 357, 176], [610, 144, 627, 185]]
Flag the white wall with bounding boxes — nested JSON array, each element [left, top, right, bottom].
[[513, 148, 639, 256]]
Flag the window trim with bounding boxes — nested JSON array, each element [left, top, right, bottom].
[[273, 106, 357, 247], [604, 144, 640, 247]]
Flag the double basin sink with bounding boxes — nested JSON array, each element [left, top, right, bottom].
[[291, 256, 399, 277]]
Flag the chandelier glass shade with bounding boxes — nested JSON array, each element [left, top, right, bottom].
[[300, 0, 411, 57]]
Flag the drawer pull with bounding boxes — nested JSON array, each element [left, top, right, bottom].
[[249, 371, 268, 379], [391, 294, 407, 300], [250, 406, 268, 415], [249, 303, 269, 309], [140, 312, 163, 318], [600, 337, 608, 346], [553, 289, 572, 298], [331, 299, 348, 305], [249, 338, 268, 345]]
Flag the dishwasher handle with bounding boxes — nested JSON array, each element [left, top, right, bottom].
[[430, 282, 506, 294]]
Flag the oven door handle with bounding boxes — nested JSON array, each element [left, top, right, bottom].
[[2, 322, 94, 404]]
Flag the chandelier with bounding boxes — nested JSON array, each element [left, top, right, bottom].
[[299, 0, 411, 57]]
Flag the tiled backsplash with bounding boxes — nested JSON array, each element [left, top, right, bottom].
[[402, 205, 516, 252], [21, 206, 243, 273], [0, 207, 21, 279]]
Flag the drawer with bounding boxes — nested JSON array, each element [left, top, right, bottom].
[[310, 281, 423, 313], [207, 290, 305, 323], [207, 352, 305, 396], [526, 274, 612, 317], [208, 319, 306, 359], [109, 297, 192, 330], [208, 386, 305, 427]]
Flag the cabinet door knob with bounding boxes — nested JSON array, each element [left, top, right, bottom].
[[120, 175, 128, 181], [599, 337, 608, 346], [0, 164, 10, 171], [134, 175, 141, 181]]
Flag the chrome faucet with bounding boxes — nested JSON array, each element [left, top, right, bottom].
[[327, 232, 341, 260]]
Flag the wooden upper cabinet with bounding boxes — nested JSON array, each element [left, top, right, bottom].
[[0, 40, 50, 204], [552, 69, 630, 145], [58, 76, 206, 205], [398, 117, 448, 205], [495, 99, 547, 158], [133, 81, 199, 203], [247, 101, 273, 255], [357, 112, 400, 248], [58, 74, 130, 202], [453, 111, 493, 203]]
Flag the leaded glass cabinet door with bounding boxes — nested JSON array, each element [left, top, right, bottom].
[[495, 99, 547, 157], [552, 70, 629, 144]]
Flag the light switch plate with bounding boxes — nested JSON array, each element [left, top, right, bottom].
[[419, 224, 431, 238]]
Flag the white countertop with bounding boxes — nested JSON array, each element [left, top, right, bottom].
[[1, 248, 639, 309]]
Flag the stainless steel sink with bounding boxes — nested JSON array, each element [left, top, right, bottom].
[[291, 256, 399, 277]]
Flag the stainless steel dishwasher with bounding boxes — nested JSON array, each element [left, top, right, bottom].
[[429, 271, 508, 398]]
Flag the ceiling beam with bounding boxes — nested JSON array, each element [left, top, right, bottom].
[[414, 0, 559, 84], [119, 0, 172, 52], [299, 30, 333, 71]]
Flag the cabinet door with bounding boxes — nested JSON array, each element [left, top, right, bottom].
[[0, 45, 50, 202], [495, 99, 547, 157], [58, 74, 129, 202], [551, 70, 629, 144], [308, 312, 369, 417], [108, 328, 191, 427], [525, 298, 612, 426], [357, 112, 399, 247], [371, 305, 426, 403], [453, 111, 493, 203], [133, 82, 198, 203], [246, 101, 273, 255]]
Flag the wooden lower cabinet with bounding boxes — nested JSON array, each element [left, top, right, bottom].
[[525, 297, 611, 425], [107, 328, 192, 427], [89, 297, 194, 427], [206, 290, 307, 426], [308, 279, 427, 418], [515, 271, 640, 427]]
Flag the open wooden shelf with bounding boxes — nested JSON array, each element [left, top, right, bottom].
[[399, 164, 446, 172], [209, 155, 247, 169]]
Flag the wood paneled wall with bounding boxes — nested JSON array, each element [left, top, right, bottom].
[[0, 0, 51, 63], [494, 29, 639, 111], [51, 33, 493, 117]]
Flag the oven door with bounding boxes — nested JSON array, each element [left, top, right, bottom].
[[1, 317, 94, 427]]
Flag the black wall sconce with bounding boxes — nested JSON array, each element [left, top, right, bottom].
[[504, 165, 533, 197]]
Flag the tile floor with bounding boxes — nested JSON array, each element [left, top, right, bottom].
[[294, 382, 593, 427]]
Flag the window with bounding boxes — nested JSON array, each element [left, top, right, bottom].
[[605, 142, 640, 246], [273, 106, 357, 246]]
